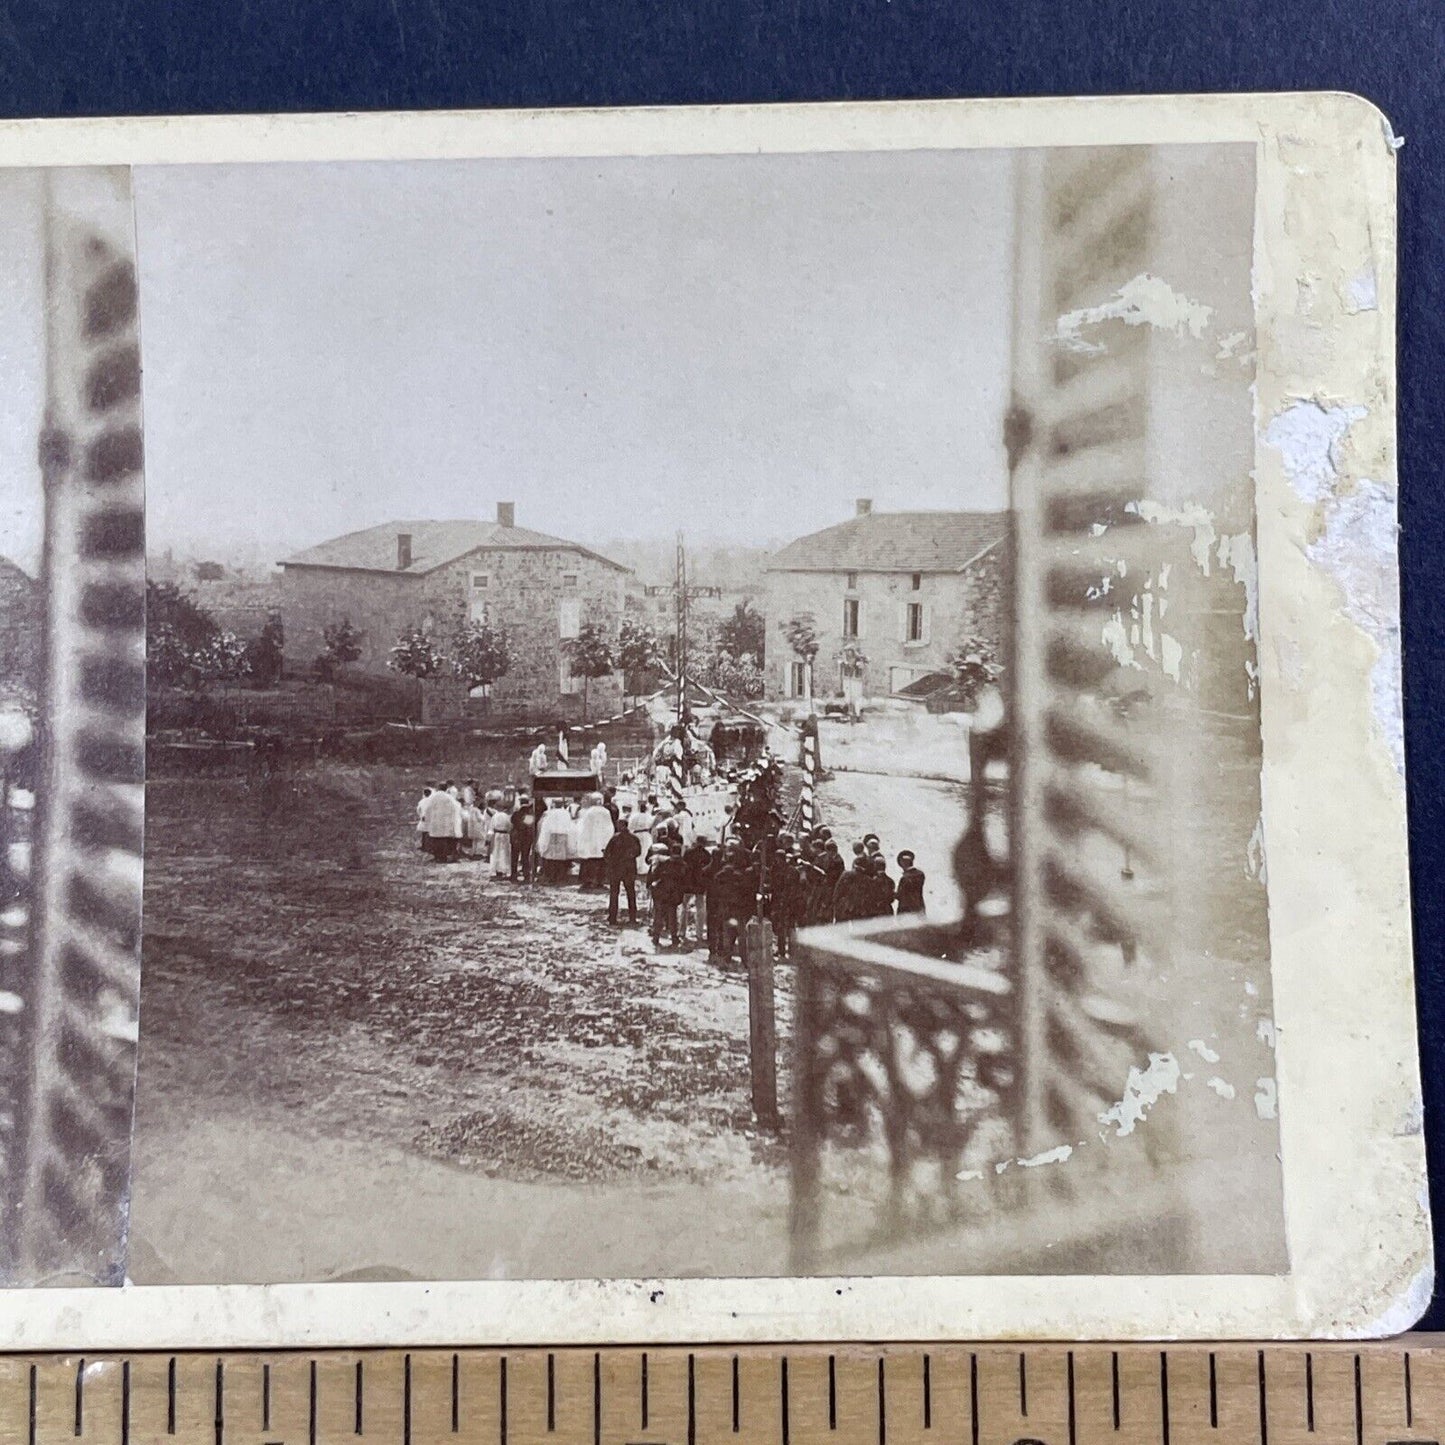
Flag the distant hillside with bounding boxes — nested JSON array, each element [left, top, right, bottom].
[[599, 538, 782, 592]]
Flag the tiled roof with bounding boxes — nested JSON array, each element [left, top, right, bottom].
[[280, 520, 631, 575], [765, 510, 1008, 574]]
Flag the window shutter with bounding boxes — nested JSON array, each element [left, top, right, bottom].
[[897, 603, 908, 643], [920, 603, 931, 645], [1006, 145, 1165, 1168]]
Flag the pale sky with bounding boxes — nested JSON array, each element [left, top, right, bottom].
[[1, 150, 1015, 573]]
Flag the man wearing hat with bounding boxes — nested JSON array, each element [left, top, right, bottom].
[[895, 850, 926, 915]]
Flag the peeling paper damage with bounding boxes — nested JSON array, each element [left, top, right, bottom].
[[1263, 399, 1403, 772], [1059, 274, 1263, 706]]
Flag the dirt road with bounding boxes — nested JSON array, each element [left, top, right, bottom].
[[130, 768, 793, 1284]]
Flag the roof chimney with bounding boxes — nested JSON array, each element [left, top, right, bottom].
[[497, 501, 516, 528], [396, 532, 412, 570], [856, 498, 873, 517]]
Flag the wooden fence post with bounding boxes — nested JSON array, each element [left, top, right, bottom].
[[743, 917, 781, 1132]]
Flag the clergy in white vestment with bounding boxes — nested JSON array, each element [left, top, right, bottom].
[[535, 799, 575, 881], [422, 786, 465, 863], [575, 791, 615, 889]]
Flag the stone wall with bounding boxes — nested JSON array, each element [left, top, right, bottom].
[[279, 545, 628, 718], [761, 544, 1008, 700]]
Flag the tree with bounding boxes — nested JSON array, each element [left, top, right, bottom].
[[387, 627, 449, 681], [704, 649, 764, 701], [715, 600, 765, 668], [314, 617, 363, 681], [451, 617, 511, 708], [948, 634, 1003, 709], [243, 612, 285, 688], [836, 642, 868, 721], [563, 621, 616, 722], [616, 618, 663, 706], [146, 582, 219, 689], [780, 612, 821, 713]]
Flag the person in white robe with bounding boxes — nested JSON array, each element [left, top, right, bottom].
[[557, 729, 571, 766], [422, 785, 465, 863], [529, 742, 548, 775], [575, 791, 615, 889], [590, 740, 608, 777], [535, 799, 575, 882], [628, 797, 656, 860], [416, 785, 435, 854], [489, 804, 513, 878]]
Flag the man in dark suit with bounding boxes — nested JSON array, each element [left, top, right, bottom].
[[603, 824, 642, 925]]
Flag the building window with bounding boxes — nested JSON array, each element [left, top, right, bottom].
[[842, 598, 860, 639], [559, 597, 581, 639], [471, 572, 489, 590], [560, 652, 582, 695], [845, 571, 858, 590], [562, 573, 579, 589], [911, 572, 922, 591], [905, 602, 925, 644], [789, 661, 807, 698], [469, 597, 490, 625]]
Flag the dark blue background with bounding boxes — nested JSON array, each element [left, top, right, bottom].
[[2, 0, 1441, 1328]]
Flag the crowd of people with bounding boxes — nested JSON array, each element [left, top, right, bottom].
[[413, 778, 926, 965]]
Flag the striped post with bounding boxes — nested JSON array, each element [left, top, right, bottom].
[[665, 740, 685, 804], [799, 725, 818, 831]]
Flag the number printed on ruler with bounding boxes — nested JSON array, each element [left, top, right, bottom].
[[0, 1345, 1439, 1445]]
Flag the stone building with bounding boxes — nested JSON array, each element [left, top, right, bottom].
[[278, 503, 631, 718], [762, 501, 1007, 701]]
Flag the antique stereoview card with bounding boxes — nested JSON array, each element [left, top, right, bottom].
[[0, 94, 1425, 1344]]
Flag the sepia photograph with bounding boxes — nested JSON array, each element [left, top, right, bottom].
[[115, 139, 1279, 1284], [0, 97, 1421, 1341]]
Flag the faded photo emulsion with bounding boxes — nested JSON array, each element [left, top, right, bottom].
[[99, 142, 1279, 1286]]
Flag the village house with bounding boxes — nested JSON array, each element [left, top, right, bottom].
[[278, 503, 632, 717], [762, 500, 1008, 702]]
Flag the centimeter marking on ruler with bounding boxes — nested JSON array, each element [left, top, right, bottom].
[[0, 1344, 1438, 1445]]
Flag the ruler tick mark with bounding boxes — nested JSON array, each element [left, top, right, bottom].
[[1258, 1351, 1268, 1445], [592, 1353, 600, 1445], [168, 1358, 177, 1436], [546, 1354, 556, 1434], [452, 1354, 460, 1435], [878, 1358, 887, 1445], [1209, 1353, 1218, 1429], [923, 1354, 932, 1431], [76, 1356, 85, 1437], [404, 1356, 413, 1445], [29, 1363, 37, 1445], [214, 1360, 224, 1445], [1305, 1353, 1314, 1432], [641, 1353, 648, 1430], [356, 1360, 364, 1435], [688, 1354, 697, 1445], [1354, 1354, 1363, 1445], [1019, 1354, 1028, 1417], [500, 1357, 508, 1445], [1160, 1353, 1171, 1445], [309, 1361, 318, 1445], [780, 1358, 790, 1445], [121, 1361, 130, 1445], [1406, 1350, 1414, 1427], [828, 1356, 837, 1431], [732, 1355, 740, 1434], [970, 1355, 979, 1445], [1066, 1352, 1076, 1445], [1111, 1351, 1121, 1431], [262, 1363, 271, 1434]]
